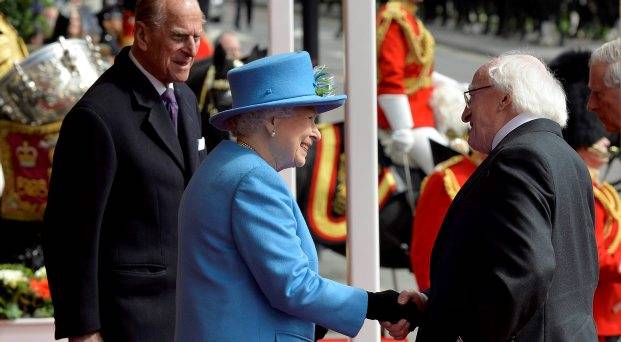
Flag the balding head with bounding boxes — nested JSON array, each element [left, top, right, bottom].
[[132, 0, 204, 84], [218, 31, 241, 60]]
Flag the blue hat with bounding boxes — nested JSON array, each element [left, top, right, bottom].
[[209, 51, 347, 131]]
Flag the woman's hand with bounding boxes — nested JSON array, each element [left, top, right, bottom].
[[380, 289, 428, 340]]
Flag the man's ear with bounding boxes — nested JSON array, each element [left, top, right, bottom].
[[498, 93, 512, 112], [133, 22, 149, 51]]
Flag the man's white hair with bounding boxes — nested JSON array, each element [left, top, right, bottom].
[[488, 53, 568, 127], [590, 38, 621, 88], [230, 108, 293, 136]]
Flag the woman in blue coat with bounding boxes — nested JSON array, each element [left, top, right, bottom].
[[176, 51, 408, 341]]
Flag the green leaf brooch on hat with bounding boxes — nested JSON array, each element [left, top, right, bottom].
[[314, 65, 335, 97]]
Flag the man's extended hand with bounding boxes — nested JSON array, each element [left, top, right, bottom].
[[381, 290, 428, 340]]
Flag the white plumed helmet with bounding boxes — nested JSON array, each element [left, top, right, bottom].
[[430, 80, 470, 140]]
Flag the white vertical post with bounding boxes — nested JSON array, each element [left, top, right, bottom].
[[268, 0, 296, 196], [344, 0, 380, 341], [0, 163, 4, 197]]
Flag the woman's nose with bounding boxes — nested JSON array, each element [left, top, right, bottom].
[[312, 125, 321, 141]]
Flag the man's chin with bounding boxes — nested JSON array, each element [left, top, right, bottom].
[[171, 68, 191, 82]]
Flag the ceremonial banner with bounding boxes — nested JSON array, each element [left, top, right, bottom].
[[303, 123, 397, 244], [0, 120, 61, 221]]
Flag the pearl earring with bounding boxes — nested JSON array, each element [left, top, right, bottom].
[[271, 129, 276, 137]]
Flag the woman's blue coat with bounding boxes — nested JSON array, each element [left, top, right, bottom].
[[176, 141, 367, 341]]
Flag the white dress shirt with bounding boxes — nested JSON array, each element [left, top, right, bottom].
[[491, 113, 539, 151], [129, 51, 174, 95]]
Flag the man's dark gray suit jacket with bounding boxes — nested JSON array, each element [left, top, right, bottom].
[[417, 118, 598, 341], [43, 47, 201, 341]]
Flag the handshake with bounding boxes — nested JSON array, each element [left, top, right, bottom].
[[366, 290, 426, 328]]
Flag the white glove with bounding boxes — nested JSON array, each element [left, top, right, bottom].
[[378, 94, 413, 131], [378, 94, 416, 165], [388, 128, 416, 162]]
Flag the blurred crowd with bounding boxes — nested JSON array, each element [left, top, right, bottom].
[[320, 0, 619, 45], [417, 0, 620, 44], [2, 1, 134, 56]]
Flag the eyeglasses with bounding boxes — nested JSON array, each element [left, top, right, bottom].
[[463, 85, 493, 108]]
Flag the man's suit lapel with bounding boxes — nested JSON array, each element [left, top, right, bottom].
[[175, 86, 199, 177], [116, 48, 186, 171], [144, 99, 185, 171]]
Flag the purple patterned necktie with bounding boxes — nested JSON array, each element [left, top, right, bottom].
[[161, 88, 178, 132]]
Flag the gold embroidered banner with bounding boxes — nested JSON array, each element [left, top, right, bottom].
[[0, 120, 61, 221], [304, 123, 397, 243]]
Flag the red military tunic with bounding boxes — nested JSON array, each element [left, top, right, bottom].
[[410, 155, 477, 290], [377, 0, 435, 130], [592, 177, 621, 340]]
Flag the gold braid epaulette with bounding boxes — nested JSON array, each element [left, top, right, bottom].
[[593, 181, 621, 254], [438, 156, 463, 200], [199, 65, 234, 116], [377, 1, 435, 94], [198, 65, 215, 114], [420, 155, 463, 199]]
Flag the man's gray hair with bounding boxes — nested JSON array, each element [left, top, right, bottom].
[[590, 38, 621, 88], [488, 53, 568, 127], [230, 108, 294, 136], [135, 0, 167, 28]]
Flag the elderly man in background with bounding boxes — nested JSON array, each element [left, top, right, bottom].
[[43, 0, 204, 341], [551, 48, 621, 342], [384, 53, 598, 341], [588, 38, 621, 133]]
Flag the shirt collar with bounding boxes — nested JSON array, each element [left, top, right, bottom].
[[491, 113, 538, 150], [129, 50, 173, 96]]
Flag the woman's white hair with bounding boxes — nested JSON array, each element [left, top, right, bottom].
[[488, 53, 568, 127], [590, 38, 621, 88], [229, 107, 293, 136]]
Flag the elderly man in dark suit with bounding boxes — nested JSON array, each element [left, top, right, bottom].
[[43, 0, 204, 341], [384, 53, 599, 341]]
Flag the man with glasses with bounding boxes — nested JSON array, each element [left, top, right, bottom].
[[463, 85, 491, 106], [383, 53, 598, 342]]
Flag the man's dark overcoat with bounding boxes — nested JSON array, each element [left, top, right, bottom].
[[417, 118, 599, 341], [43, 47, 201, 341]]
